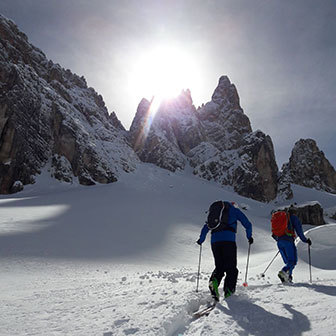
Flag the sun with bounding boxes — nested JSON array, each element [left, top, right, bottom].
[[130, 44, 200, 103]]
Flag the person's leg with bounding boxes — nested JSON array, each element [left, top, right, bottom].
[[209, 242, 226, 300], [277, 240, 289, 269], [285, 242, 297, 275], [284, 244, 297, 283], [210, 242, 225, 285], [277, 240, 290, 282], [277, 240, 297, 282], [222, 242, 238, 296]]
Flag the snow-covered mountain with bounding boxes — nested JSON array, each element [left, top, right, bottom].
[[1, 13, 336, 205], [0, 14, 139, 194], [280, 139, 336, 195], [129, 77, 278, 202]]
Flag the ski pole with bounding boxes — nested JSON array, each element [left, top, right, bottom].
[[308, 244, 312, 283], [196, 244, 202, 293], [261, 251, 280, 278], [243, 243, 251, 287]]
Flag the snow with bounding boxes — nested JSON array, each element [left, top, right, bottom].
[[298, 224, 336, 270], [0, 164, 335, 335]]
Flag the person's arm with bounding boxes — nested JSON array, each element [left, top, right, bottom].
[[235, 208, 253, 241], [291, 215, 308, 243], [197, 224, 209, 245]]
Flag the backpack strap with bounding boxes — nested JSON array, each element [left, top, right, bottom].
[[285, 212, 296, 237], [211, 202, 236, 234]]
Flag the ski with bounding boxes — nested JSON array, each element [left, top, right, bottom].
[[192, 302, 217, 319]]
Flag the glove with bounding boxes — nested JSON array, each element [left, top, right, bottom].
[[306, 238, 312, 246], [196, 239, 202, 245], [248, 237, 254, 245]]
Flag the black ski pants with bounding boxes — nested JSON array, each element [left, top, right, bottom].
[[210, 241, 238, 293]]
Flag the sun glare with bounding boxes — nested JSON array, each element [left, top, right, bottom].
[[131, 45, 200, 103], [128, 44, 202, 143]]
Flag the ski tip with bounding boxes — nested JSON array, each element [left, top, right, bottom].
[[243, 282, 248, 287]]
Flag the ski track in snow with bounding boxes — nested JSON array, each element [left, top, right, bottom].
[[164, 279, 336, 336], [1, 261, 336, 336], [182, 280, 336, 336]]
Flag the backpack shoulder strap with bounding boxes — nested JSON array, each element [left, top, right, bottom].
[[220, 201, 230, 223], [286, 212, 296, 237], [212, 202, 236, 233]]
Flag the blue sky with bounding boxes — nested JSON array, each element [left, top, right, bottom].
[[1, 0, 335, 168]]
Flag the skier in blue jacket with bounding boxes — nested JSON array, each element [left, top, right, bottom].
[[274, 207, 312, 283], [197, 201, 253, 301]]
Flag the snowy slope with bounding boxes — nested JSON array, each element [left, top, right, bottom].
[[0, 164, 335, 335]]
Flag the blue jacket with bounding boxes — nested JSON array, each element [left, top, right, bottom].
[[277, 214, 308, 243], [198, 203, 252, 244]]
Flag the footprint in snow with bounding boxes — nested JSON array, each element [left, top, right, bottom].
[[124, 327, 140, 335], [114, 318, 130, 326]]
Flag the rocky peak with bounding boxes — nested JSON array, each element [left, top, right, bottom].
[[0, 14, 139, 193], [128, 93, 201, 172], [0, 14, 284, 202], [211, 75, 241, 111], [197, 76, 252, 151], [109, 111, 126, 131], [281, 138, 336, 194], [0, 15, 45, 69], [129, 98, 152, 151], [128, 76, 278, 202]]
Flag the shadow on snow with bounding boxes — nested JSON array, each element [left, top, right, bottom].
[[292, 283, 336, 297], [218, 298, 310, 336], [0, 183, 187, 260]]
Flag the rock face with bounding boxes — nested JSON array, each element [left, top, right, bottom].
[[5, 15, 333, 202], [280, 203, 325, 226], [296, 203, 325, 225], [277, 172, 294, 201], [129, 76, 279, 202], [281, 139, 336, 194], [129, 90, 204, 172], [0, 15, 139, 193]]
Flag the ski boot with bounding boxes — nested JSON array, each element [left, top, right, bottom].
[[224, 288, 235, 299], [209, 278, 220, 302], [278, 270, 290, 283]]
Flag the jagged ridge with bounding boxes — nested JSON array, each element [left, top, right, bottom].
[[1, 14, 335, 202], [0, 14, 139, 193], [281, 139, 336, 194], [128, 76, 279, 202]]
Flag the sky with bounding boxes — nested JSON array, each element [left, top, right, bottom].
[[1, 0, 335, 168]]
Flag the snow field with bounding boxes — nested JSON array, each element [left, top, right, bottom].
[[0, 163, 335, 335]]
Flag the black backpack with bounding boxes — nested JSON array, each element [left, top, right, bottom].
[[206, 201, 236, 233]]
